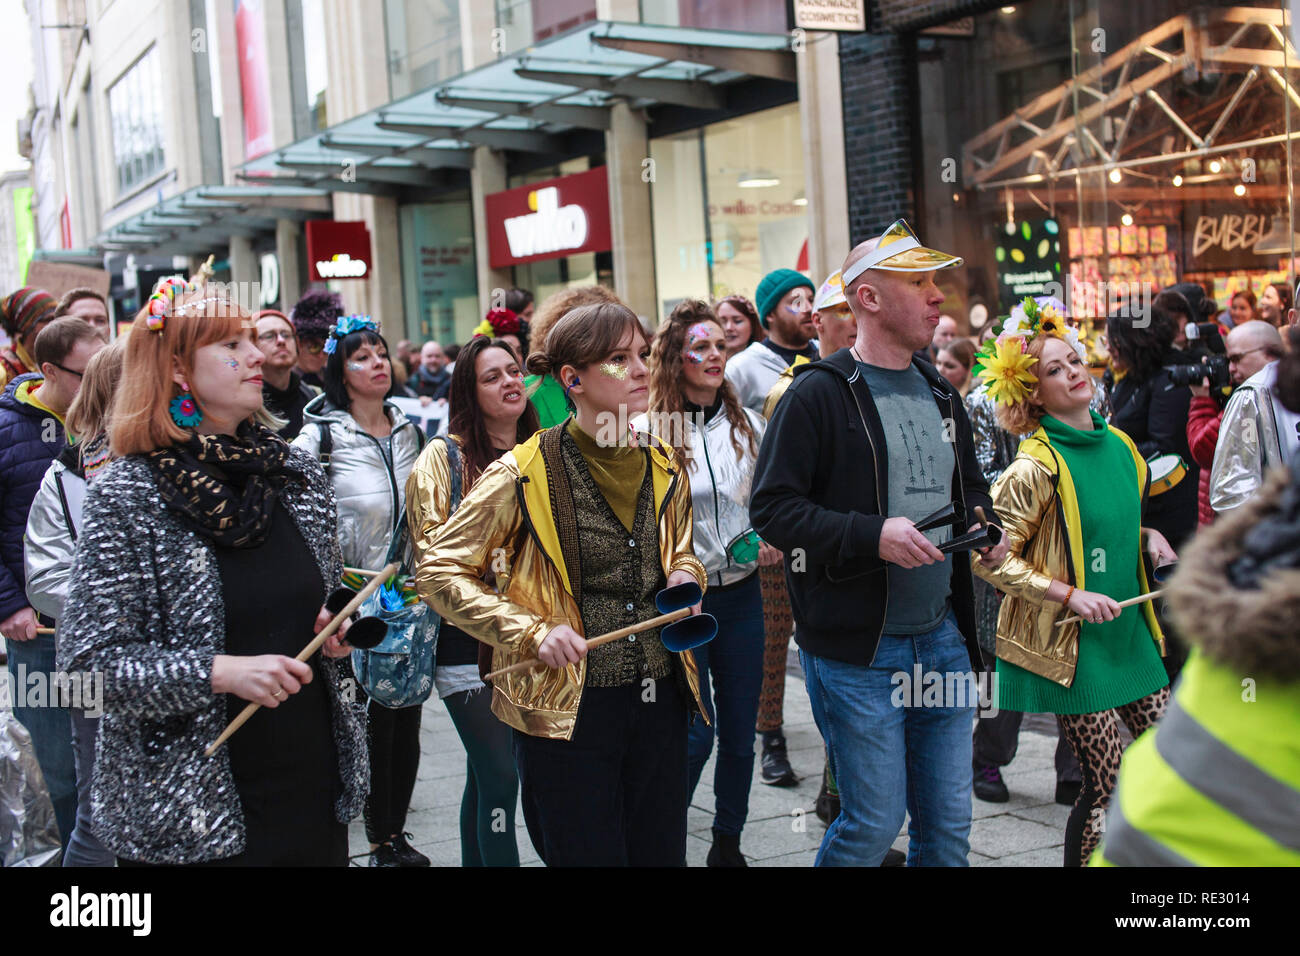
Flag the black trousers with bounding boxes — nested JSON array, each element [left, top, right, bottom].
[[972, 655, 1081, 783], [364, 698, 423, 843], [513, 678, 689, 867]]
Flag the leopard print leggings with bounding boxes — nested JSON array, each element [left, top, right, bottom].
[[1056, 686, 1170, 867]]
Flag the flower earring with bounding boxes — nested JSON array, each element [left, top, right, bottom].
[[170, 382, 203, 428]]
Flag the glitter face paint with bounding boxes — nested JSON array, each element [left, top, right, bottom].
[[346, 361, 367, 373], [685, 322, 719, 363], [598, 362, 628, 381], [225, 358, 239, 370]]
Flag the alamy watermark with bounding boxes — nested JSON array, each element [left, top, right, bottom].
[[3, 664, 104, 717], [891, 664, 999, 718]]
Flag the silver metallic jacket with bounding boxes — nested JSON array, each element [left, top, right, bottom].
[[1210, 361, 1293, 514], [293, 394, 424, 570], [58, 448, 367, 864], [633, 405, 766, 588], [23, 458, 83, 620]]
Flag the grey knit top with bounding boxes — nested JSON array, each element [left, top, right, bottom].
[[58, 446, 368, 864]]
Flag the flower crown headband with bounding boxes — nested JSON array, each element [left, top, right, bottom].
[[972, 296, 1086, 406], [323, 314, 380, 354]]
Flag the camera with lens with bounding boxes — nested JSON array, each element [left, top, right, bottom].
[[1167, 322, 1233, 405]]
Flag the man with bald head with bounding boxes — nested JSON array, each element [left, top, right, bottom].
[[750, 221, 1005, 867], [930, 315, 959, 359], [1209, 318, 1296, 514]]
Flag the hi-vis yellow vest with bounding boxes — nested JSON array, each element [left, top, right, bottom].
[[1094, 649, 1300, 866]]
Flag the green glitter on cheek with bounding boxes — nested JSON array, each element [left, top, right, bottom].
[[599, 362, 628, 381]]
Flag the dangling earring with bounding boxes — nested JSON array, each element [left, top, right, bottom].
[[170, 382, 203, 428]]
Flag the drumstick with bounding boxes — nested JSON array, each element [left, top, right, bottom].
[[36, 626, 55, 635], [484, 607, 693, 681], [205, 561, 399, 756], [343, 565, 387, 578], [1057, 589, 1165, 627]]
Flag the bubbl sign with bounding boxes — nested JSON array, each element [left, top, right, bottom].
[[485, 166, 613, 268], [306, 220, 373, 281]]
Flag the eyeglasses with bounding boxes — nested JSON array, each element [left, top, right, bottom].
[[51, 362, 85, 379], [257, 330, 296, 344], [1227, 345, 1267, 365], [301, 339, 326, 355]]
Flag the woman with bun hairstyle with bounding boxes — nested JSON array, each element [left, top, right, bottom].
[[638, 299, 765, 867], [417, 302, 709, 867], [406, 335, 539, 866], [60, 283, 366, 866], [972, 300, 1177, 867], [523, 285, 620, 428]]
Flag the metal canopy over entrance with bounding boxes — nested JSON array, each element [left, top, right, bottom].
[[963, 6, 1300, 202], [236, 20, 795, 194], [93, 185, 332, 256]]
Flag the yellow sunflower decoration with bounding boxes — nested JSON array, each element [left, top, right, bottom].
[[978, 336, 1039, 406]]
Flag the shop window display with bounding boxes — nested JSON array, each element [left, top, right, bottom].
[[918, 1, 1299, 355], [650, 103, 808, 318], [400, 197, 479, 345]]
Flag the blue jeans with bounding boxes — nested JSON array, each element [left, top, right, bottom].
[[686, 572, 765, 835], [64, 708, 114, 867], [6, 634, 77, 850], [801, 612, 975, 867]]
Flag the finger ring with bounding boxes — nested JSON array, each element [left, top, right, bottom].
[[273, 688, 284, 698]]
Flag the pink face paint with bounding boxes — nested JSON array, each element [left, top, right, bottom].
[[599, 362, 628, 381]]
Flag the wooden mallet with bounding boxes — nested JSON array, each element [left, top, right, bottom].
[[1057, 589, 1165, 627], [484, 581, 717, 681], [205, 561, 399, 756]]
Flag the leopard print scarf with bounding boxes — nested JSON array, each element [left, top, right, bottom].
[[146, 422, 304, 548]]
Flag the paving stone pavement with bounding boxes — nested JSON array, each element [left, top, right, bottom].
[[350, 642, 1073, 867]]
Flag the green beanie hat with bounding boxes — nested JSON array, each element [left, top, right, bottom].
[[755, 269, 814, 329]]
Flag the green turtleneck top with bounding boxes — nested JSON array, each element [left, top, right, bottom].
[[996, 411, 1169, 715]]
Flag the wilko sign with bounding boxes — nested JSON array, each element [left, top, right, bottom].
[[486, 166, 612, 268], [306, 220, 373, 281]]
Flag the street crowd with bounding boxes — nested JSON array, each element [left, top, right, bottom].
[[1, 218, 1297, 868]]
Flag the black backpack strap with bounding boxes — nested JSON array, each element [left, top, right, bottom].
[[316, 421, 333, 473], [54, 469, 77, 543]]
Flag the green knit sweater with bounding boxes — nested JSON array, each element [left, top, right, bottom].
[[996, 412, 1169, 715]]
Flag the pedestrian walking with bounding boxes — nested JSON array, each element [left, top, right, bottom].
[[417, 302, 708, 867], [61, 284, 366, 866], [972, 299, 1176, 867], [639, 300, 765, 866], [2, 316, 105, 850], [293, 314, 428, 867], [751, 221, 1002, 866], [407, 335, 539, 866], [24, 337, 125, 865]]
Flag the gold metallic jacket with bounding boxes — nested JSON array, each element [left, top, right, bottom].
[[972, 425, 1165, 686], [410, 427, 709, 739]]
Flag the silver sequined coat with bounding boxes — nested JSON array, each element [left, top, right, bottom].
[[58, 447, 368, 864]]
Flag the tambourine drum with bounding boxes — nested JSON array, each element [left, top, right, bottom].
[[1147, 453, 1188, 496]]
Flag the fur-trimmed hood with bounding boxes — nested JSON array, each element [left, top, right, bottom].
[[1168, 464, 1300, 681]]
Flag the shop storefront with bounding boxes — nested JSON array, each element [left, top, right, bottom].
[[911, 1, 1299, 352], [485, 164, 615, 316], [498, 160, 613, 306]]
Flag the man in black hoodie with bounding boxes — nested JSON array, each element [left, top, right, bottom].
[[750, 220, 1004, 866]]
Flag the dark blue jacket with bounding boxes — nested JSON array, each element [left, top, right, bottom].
[[0, 373, 65, 622]]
